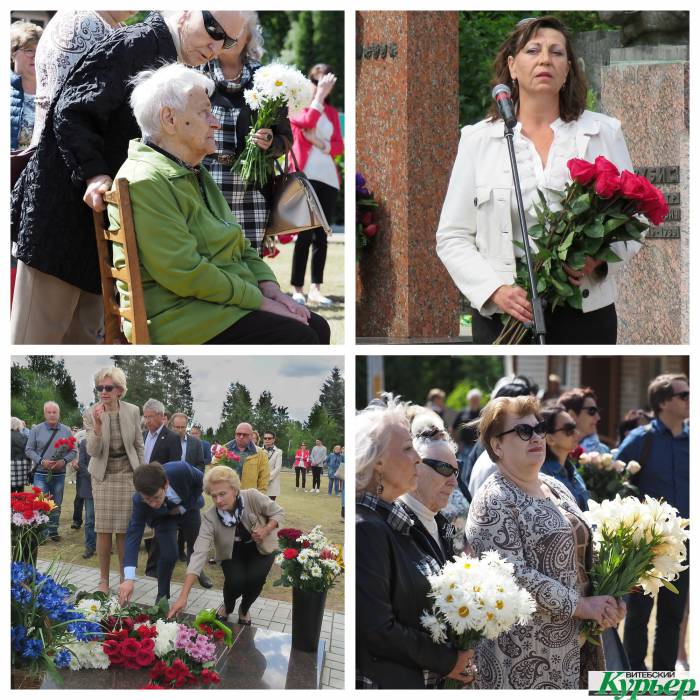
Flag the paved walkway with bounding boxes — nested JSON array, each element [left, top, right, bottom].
[[37, 559, 344, 689]]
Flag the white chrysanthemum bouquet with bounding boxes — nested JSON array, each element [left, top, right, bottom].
[[583, 494, 689, 640], [234, 63, 315, 188], [421, 551, 536, 687]]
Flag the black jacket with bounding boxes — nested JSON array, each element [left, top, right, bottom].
[[145, 426, 182, 466], [12, 13, 177, 293], [183, 434, 205, 472], [401, 505, 456, 567], [76, 440, 93, 499], [356, 504, 457, 689], [11, 430, 28, 460]]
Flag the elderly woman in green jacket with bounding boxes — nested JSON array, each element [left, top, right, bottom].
[[110, 63, 331, 345]]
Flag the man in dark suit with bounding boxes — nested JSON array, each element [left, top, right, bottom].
[[143, 399, 181, 465], [169, 412, 210, 579], [119, 461, 204, 604], [190, 425, 211, 466], [170, 413, 205, 471]]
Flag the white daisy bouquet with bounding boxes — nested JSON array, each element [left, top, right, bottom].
[[234, 62, 315, 188], [583, 494, 689, 640], [421, 551, 536, 687]]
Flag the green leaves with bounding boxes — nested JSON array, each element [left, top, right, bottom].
[[571, 193, 591, 215], [596, 247, 623, 263], [584, 222, 605, 238]]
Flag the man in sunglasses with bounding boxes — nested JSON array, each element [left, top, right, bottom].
[[617, 373, 689, 671], [11, 10, 247, 344], [559, 387, 610, 455], [398, 431, 460, 567]]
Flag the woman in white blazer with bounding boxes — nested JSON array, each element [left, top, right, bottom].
[[167, 465, 284, 625], [83, 366, 144, 592], [437, 16, 641, 344]]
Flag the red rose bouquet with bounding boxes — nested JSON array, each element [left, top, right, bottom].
[[496, 156, 668, 344], [210, 444, 242, 470]]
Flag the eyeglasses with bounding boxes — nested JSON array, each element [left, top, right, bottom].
[[17, 47, 36, 57], [582, 406, 600, 416], [551, 422, 577, 436], [235, 432, 251, 437], [202, 11, 238, 50], [263, 436, 274, 440], [96, 385, 115, 392], [422, 458, 460, 478], [496, 420, 548, 441], [672, 391, 690, 401]]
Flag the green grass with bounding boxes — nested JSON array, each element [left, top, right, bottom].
[[36, 469, 345, 611], [265, 237, 345, 344]]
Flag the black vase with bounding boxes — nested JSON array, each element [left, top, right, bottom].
[[291, 587, 327, 652]]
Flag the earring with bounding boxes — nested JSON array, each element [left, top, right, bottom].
[[376, 472, 384, 497]]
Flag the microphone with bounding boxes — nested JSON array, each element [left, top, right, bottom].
[[492, 84, 517, 129]]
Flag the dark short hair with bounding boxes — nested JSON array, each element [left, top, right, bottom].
[[541, 404, 571, 461], [559, 387, 598, 415], [263, 431, 275, 438], [309, 63, 332, 84], [488, 15, 587, 123], [133, 462, 167, 496], [648, 373, 688, 416]]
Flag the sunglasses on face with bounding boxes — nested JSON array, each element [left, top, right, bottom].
[[422, 458, 460, 477], [552, 422, 577, 436], [201, 11, 238, 50], [96, 385, 115, 392], [672, 391, 690, 401], [497, 420, 548, 441], [582, 406, 600, 416]]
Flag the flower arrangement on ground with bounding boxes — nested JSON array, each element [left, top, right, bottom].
[[210, 444, 241, 469], [572, 447, 640, 502], [582, 494, 689, 641], [11, 562, 102, 685], [356, 173, 379, 259], [420, 551, 536, 688], [496, 155, 668, 344], [274, 526, 344, 592], [11, 487, 56, 563], [234, 63, 314, 188]]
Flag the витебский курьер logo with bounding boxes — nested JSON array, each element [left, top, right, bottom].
[[589, 671, 697, 700]]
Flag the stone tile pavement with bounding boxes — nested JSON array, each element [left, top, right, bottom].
[[37, 559, 345, 689]]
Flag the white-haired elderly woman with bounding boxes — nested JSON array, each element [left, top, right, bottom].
[[11, 416, 32, 492], [167, 465, 283, 625], [110, 63, 329, 345], [83, 366, 144, 593], [199, 12, 293, 252], [355, 395, 475, 689]]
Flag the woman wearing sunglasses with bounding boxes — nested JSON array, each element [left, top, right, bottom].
[[83, 367, 145, 593], [540, 404, 590, 511], [356, 395, 475, 689], [465, 395, 625, 688]]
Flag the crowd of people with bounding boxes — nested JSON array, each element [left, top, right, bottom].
[[10, 11, 344, 345], [355, 371, 690, 688], [11, 365, 345, 625]]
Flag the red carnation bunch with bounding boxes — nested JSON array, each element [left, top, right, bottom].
[[283, 548, 299, 560], [277, 528, 303, 548], [103, 622, 156, 670]]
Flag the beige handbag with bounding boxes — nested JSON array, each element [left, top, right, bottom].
[[265, 148, 332, 238]]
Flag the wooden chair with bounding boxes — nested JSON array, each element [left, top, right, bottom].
[[92, 178, 150, 344]]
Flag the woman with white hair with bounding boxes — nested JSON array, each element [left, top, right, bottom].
[[110, 62, 329, 345], [355, 395, 475, 689], [200, 12, 293, 252], [83, 366, 144, 592], [167, 465, 283, 625], [11, 416, 31, 492]]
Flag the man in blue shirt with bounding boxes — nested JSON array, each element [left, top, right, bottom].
[[118, 461, 204, 605], [616, 373, 689, 671]]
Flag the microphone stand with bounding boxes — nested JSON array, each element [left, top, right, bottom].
[[503, 121, 546, 344]]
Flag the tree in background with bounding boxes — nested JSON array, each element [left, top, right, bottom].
[[459, 11, 613, 127], [11, 359, 81, 428], [216, 382, 254, 443], [356, 356, 505, 409], [111, 355, 195, 420], [318, 366, 344, 429], [305, 403, 342, 451]]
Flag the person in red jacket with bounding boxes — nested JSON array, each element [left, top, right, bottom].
[[292, 441, 311, 492], [289, 63, 344, 308]]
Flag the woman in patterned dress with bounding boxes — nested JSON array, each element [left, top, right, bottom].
[[200, 12, 293, 253], [465, 396, 626, 688], [83, 367, 144, 593]]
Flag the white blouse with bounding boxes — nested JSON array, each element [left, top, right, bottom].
[[304, 111, 340, 191]]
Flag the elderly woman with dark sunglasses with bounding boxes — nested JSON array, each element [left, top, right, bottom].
[[465, 395, 625, 689], [540, 404, 590, 511]]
